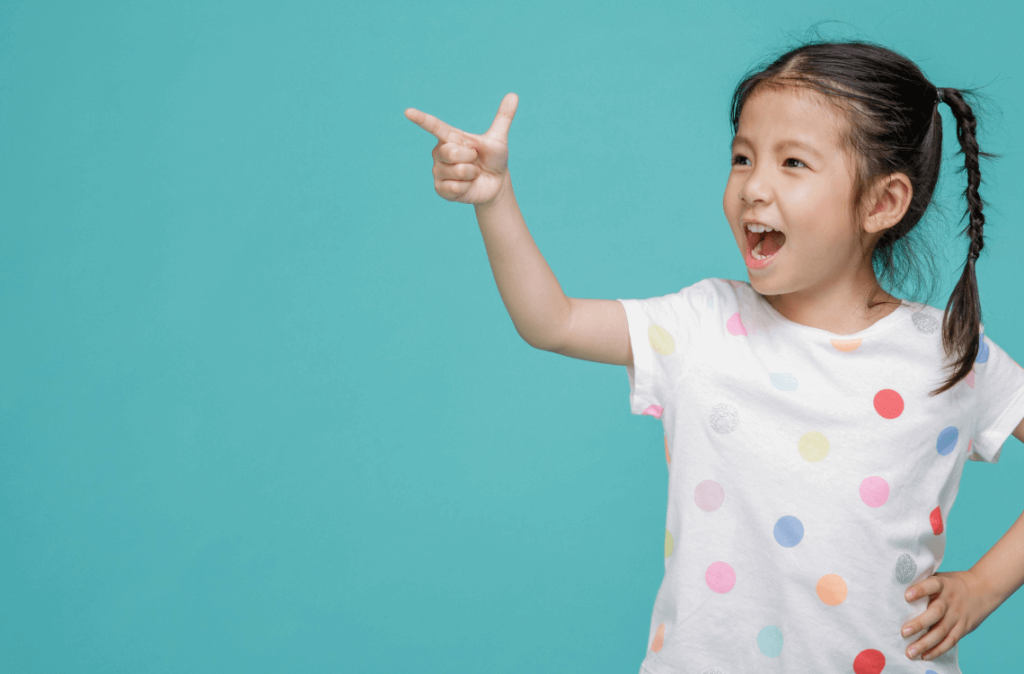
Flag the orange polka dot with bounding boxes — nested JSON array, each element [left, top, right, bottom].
[[816, 574, 848, 605], [651, 623, 665, 652], [664, 435, 671, 465], [830, 338, 862, 352]]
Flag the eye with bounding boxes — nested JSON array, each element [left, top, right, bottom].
[[784, 158, 807, 168], [732, 154, 750, 166]]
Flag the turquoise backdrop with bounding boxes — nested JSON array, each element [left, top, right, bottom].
[[3, 1, 1023, 672]]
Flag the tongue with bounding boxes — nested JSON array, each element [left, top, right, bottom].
[[760, 231, 786, 257]]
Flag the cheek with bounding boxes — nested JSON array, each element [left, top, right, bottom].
[[723, 179, 741, 218], [786, 182, 846, 233]]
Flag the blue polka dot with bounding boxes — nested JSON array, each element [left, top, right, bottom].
[[926, 670, 938, 674], [773, 515, 804, 547], [769, 372, 798, 391], [976, 336, 990, 363], [757, 625, 783, 657], [936, 426, 959, 456]]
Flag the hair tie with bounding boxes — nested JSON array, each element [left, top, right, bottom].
[[936, 87, 945, 105]]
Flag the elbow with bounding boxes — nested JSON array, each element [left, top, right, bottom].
[[518, 327, 558, 352], [515, 323, 564, 353]]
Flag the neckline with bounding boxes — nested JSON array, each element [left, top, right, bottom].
[[744, 282, 914, 340]]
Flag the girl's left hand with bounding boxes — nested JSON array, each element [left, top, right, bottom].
[[901, 569, 996, 661]]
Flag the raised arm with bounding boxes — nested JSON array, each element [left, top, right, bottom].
[[406, 94, 632, 366], [473, 175, 631, 365]]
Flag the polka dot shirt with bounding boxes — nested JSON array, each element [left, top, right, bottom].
[[617, 278, 1024, 674]]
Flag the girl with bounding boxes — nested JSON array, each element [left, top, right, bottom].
[[405, 40, 1024, 673]]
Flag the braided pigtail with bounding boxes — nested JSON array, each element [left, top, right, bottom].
[[932, 87, 997, 396]]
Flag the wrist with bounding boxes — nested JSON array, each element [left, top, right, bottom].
[[475, 172, 513, 211], [967, 567, 1007, 617]]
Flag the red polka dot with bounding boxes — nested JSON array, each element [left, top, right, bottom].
[[930, 505, 944, 535], [873, 389, 904, 419], [853, 648, 885, 674]]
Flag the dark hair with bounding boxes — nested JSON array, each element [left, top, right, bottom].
[[729, 39, 997, 395]]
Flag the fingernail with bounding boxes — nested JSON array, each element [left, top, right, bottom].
[[906, 590, 915, 600], [902, 626, 912, 636], [908, 647, 918, 658]]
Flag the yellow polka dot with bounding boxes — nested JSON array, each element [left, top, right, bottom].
[[816, 574, 848, 605], [664, 435, 671, 465], [665, 530, 674, 557], [830, 338, 862, 352], [648, 324, 675, 355], [798, 431, 830, 462]]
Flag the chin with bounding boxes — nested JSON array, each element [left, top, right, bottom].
[[746, 272, 779, 297]]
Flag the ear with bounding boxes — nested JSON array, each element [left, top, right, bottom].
[[863, 173, 913, 234]]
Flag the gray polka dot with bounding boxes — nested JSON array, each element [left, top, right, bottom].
[[701, 668, 728, 674], [912, 312, 940, 334], [895, 553, 917, 584], [709, 403, 739, 434]]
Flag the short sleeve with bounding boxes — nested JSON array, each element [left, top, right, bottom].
[[616, 280, 706, 417], [970, 329, 1024, 463]]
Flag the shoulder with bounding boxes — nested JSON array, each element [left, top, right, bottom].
[[677, 277, 748, 304], [903, 300, 944, 336]]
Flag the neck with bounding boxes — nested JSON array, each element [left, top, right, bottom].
[[761, 274, 902, 336]]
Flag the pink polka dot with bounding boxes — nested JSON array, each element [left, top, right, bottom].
[[705, 561, 736, 593], [966, 369, 975, 389], [859, 476, 889, 507], [873, 389, 904, 419], [642, 404, 664, 419], [726, 313, 747, 336], [694, 480, 725, 511]]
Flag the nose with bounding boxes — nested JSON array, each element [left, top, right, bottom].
[[738, 162, 772, 206]]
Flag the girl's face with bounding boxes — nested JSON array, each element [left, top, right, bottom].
[[723, 87, 871, 298]]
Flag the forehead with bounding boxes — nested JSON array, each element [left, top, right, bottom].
[[733, 86, 849, 152]]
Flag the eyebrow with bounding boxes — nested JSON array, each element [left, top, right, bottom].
[[731, 135, 823, 160]]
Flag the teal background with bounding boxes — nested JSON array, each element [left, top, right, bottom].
[[3, 1, 1023, 671]]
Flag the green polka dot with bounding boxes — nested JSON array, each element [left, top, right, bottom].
[[798, 432, 829, 462], [665, 530, 674, 557]]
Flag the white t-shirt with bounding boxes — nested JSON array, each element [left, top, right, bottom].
[[617, 277, 1024, 674]]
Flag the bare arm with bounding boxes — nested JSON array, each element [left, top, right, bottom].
[[406, 94, 632, 366], [968, 416, 1024, 611], [473, 174, 632, 365]]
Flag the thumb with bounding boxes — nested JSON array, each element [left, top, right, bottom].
[[485, 93, 518, 140]]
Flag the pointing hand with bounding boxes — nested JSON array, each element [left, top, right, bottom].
[[405, 93, 518, 205]]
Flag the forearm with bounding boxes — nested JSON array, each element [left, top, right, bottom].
[[970, 507, 1024, 612], [473, 173, 571, 350]]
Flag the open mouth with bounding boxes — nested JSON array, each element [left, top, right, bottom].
[[746, 227, 787, 262]]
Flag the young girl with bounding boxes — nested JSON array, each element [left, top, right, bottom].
[[405, 40, 1024, 673]]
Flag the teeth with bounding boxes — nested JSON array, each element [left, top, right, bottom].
[[751, 238, 775, 260], [745, 223, 777, 233]]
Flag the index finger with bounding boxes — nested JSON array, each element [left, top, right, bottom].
[[404, 107, 463, 143]]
